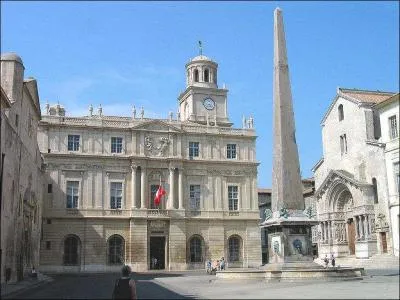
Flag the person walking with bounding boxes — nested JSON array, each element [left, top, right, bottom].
[[112, 265, 137, 300], [220, 257, 225, 270], [330, 254, 336, 268], [323, 255, 329, 268]]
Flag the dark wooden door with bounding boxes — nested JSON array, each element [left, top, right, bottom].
[[347, 219, 355, 255], [381, 232, 387, 253]]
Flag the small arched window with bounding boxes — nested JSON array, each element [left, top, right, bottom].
[[372, 178, 378, 204], [228, 235, 241, 262], [194, 69, 199, 82], [108, 235, 125, 265], [64, 235, 79, 265], [338, 104, 344, 121], [204, 69, 209, 82], [189, 236, 202, 262]]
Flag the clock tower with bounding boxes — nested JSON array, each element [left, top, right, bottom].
[[178, 54, 232, 127]]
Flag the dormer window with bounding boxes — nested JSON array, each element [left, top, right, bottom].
[[194, 69, 199, 82], [338, 104, 344, 121], [204, 69, 209, 82]]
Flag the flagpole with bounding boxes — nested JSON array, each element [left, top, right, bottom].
[[158, 175, 161, 211]]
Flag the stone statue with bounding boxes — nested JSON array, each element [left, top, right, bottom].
[[89, 104, 93, 117], [279, 206, 289, 218], [264, 208, 273, 221], [132, 105, 136, 119], [98, 104, 103, 116], [140, 106, 144, 119]]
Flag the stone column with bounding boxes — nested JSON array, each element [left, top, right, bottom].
[[328, 221, 332, 243], [178, 168, 184, 209], [360, 215, 365, 240], [169, 167, 175, 209], [355, 216, 360, 240], [325, 221, 328, 243], [131, 164, 137, 209], [140, 167, 147, 209], [365, 214, 370, 239], [321, 222, 325, 243]]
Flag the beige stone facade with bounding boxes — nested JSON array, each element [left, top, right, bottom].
[[313, 88, 399, 259], [1, 53, 44, 283], [38, 54, 261, 272]]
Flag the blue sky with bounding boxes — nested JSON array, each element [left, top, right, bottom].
[[2, 1, 399, 188]]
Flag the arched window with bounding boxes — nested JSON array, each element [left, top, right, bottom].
[[108, 235, 124, 265], [204, 69, 209, 82], [194, 69, 199, 82], [228, 235, 241, 262], [372, 178, 378, 204], [64, 235, 79, 265], [338, 104, 344, 121], [189, 235, 202, 262]]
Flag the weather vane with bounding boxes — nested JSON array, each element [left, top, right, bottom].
[[198, 40, 203, 56]]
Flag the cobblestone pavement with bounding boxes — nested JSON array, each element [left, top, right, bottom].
[[2, 268, 399, 299]]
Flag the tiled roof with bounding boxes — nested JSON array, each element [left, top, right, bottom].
[[339, 88, 396, 104], [258, 188, 272, 194]]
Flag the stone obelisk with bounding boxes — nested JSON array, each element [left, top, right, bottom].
[[262, 8, 317, 266], [271, 8, 304, 213]]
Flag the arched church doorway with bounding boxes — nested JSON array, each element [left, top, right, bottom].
[[331, 183, 355, 255]]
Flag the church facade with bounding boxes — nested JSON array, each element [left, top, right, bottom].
[[313, 88, 399, 259], [38, 54, 261, 272]]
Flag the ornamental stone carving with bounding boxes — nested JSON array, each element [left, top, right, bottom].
[[150, 220, 167, 229], [144, 135, 170, 157]]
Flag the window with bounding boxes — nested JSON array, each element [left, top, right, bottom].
[[66, 181, 79, 208], [338, 104, 344, 121], [194, 69, 199, 82], [111, 137, 123, 153], [189, 142, 199, 158], [394, 162, 399, 194], [228, 186, 238, 211], [46, 241, 51, 250], [150, 184, 159, 209], [189, 236, 202, 262], [227, 144, 237, 159], [108, 235, 124, 265], [340, 134, 347, 155], [228, 236, 240, 262], [48, 184, 52, 193], [46, 219, 52, 224], [372, 178, 378, 204], [68, 135, 80, 151], [64, 236, 79, 265], [110, 182, 122, 209], [189, 185, 201, 210], [204, 69, 209, 82], [389, 115, 398, 139]]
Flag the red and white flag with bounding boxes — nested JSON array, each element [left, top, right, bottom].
[[154, 178, 166, 207]]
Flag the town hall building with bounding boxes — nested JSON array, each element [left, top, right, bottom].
[[37, 54, 262, 272]]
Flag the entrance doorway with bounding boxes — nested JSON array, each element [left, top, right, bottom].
[[380, 232, 387, 253], [150, 236, 165, 270], [347, 218, 356, 255]]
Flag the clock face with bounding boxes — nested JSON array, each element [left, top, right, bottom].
[[203, 98, 215, 110]]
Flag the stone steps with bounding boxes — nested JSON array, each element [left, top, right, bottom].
[[333, 255, 399, 269]]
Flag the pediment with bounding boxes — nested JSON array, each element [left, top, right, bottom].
[[315, 169, 370, 199], [132, 120, 183, 133]]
